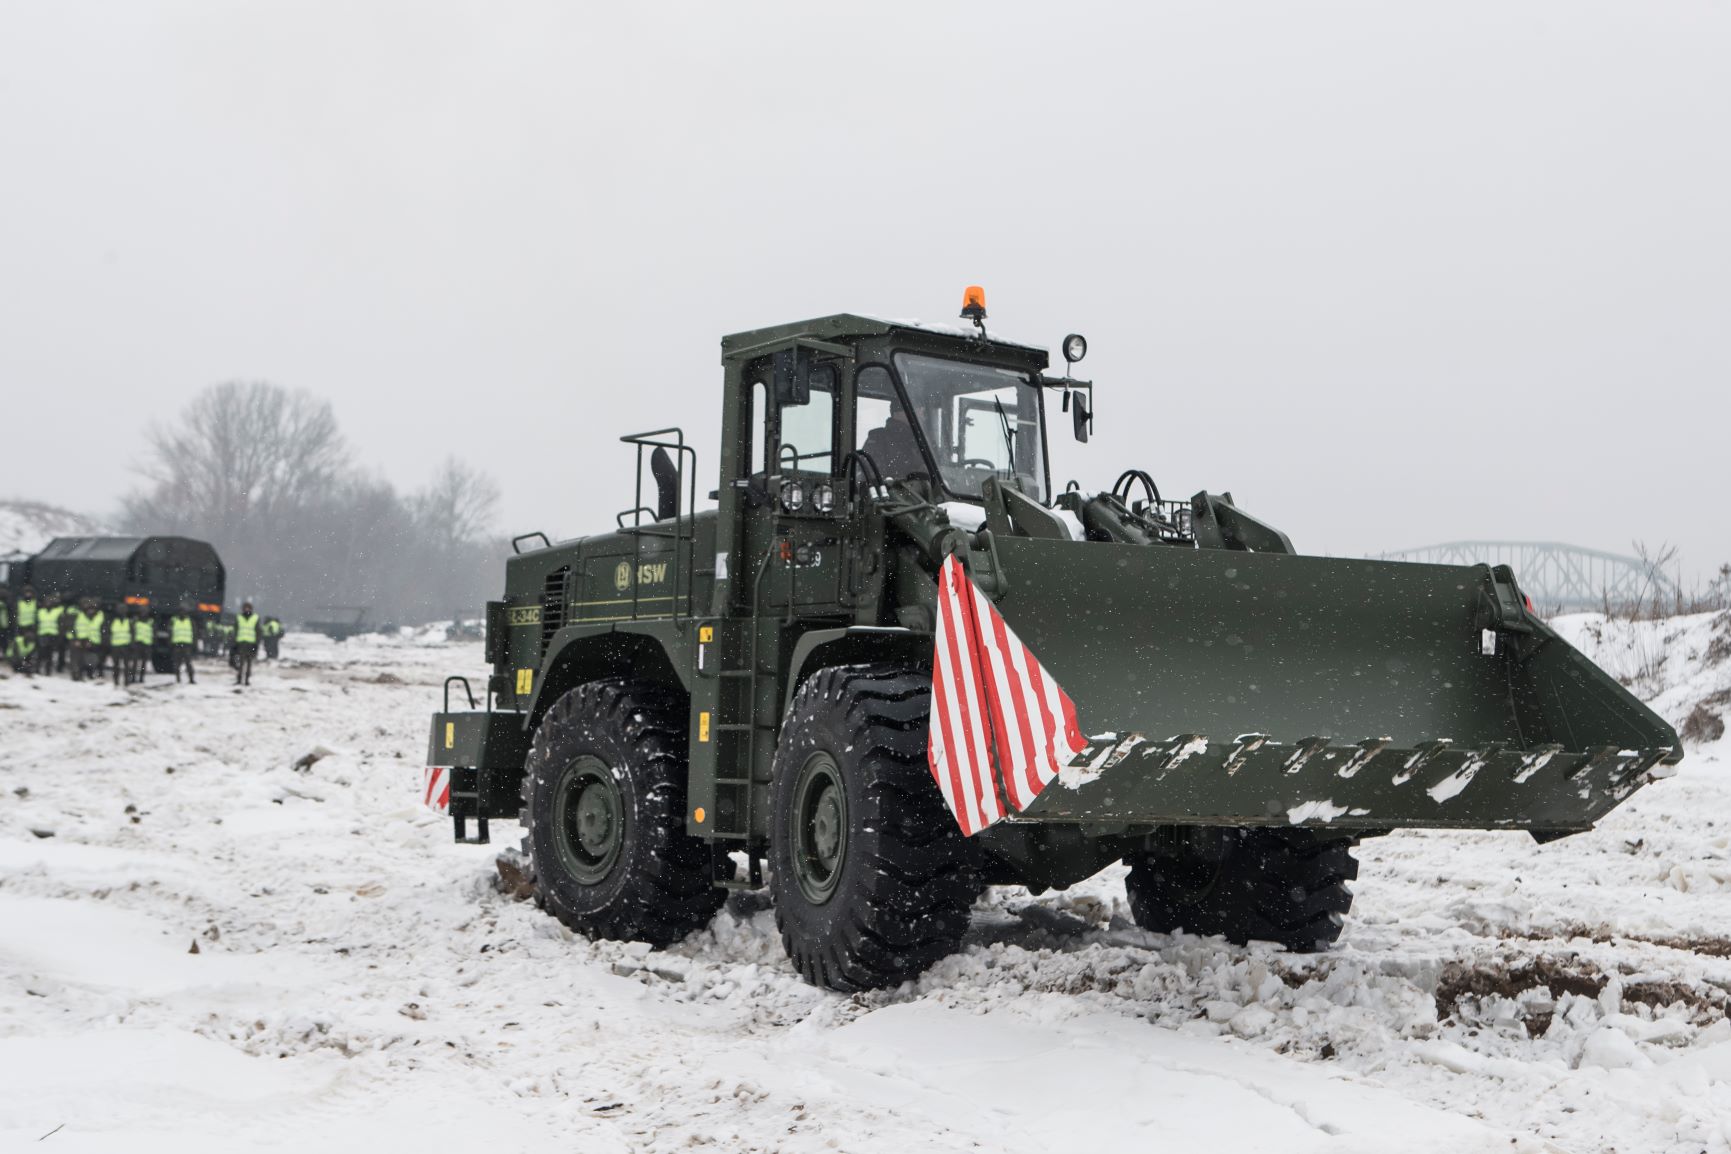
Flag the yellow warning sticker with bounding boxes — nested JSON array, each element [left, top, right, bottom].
[[444, 721, 454, 750], [516, 668, 534, 695], [698, 711, 711, 742], [699, 625, 714, 644]]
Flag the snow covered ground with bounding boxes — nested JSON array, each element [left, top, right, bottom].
[[1, 614, 1728, 1152]]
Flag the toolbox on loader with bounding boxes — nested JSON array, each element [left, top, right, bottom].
[[425, 676, 530, 844]]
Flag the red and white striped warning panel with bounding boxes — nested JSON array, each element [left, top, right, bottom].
[[929, 555, 1086, 836], [423, 766, 451, 814]]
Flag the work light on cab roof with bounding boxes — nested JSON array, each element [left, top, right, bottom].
[[960, 284, 988, 337]]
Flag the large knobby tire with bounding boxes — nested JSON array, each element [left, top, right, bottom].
[[1124, 829, 1357, 953], [521, 679, 724, 946], [769, 665, 979, 992]]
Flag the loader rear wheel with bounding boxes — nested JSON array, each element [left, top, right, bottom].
[[521, 679, 724, 946], [1124, 830, 1357, 953], [769, 665, 979, 992]]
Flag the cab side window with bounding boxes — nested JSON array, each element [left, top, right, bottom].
[[778, 378, 835, 475], [854, 364, 928, 481], [747, 380, 766, 476]]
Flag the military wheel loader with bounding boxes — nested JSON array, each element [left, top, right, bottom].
[[428, 295, 1680, 992]]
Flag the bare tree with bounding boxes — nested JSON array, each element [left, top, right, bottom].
[[123, 382, 505, 625], [413, 456, 501, 548], [124, 381, 346, 537]]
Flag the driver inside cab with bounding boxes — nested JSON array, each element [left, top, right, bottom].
[[859, 402, 926, 480]]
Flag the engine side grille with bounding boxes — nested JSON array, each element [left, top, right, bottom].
[[540, 566, 569, 654]]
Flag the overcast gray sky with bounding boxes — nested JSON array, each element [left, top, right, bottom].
[[3, 2, 1726, 582]]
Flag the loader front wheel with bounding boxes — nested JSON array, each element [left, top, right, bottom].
[[1125, 830, 1357, 953], [769, 665, 979, 992], [521, 679, 724, 946]]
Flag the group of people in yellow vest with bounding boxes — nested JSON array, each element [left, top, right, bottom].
[[3, 588, 283, 688]]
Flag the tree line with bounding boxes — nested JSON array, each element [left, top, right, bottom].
[[123, 381, 503, 626]]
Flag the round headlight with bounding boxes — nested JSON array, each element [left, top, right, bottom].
[[1062, 333, 1087, 364], [811, 482, 836, 514], [780, 480, 806, 512]]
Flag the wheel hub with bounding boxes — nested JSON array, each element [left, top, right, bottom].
[[791, 752, 848, 905], [554, 756, 624, 886], [575, 786, 616, 854]]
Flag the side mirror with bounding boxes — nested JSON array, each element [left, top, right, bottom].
[[1072, 394, 1091, 443], [773, 347, 830, 407]]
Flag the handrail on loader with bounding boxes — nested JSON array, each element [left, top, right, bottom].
[[443, 675, 479, 712], [618, 427, 699, 632]]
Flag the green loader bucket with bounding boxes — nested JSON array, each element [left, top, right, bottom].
[[987, 537, 1681, 835]]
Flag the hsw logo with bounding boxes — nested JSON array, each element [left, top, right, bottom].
[[928, 556, 1086, 836]]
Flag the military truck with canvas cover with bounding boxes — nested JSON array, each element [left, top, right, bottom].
[[12, 536, 225, 673], [428, 295, 1680, 991]]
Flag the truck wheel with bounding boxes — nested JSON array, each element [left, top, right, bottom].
[[768, 665, 979, 992], [521, 679, 724, 946], [1124, 830, 1357, 953]]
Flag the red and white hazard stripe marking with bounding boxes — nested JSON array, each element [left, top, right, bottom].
[[929, 556, 1086, 836], [423, 766, 451, 813]]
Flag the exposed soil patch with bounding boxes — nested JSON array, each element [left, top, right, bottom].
[[1620, 979, 1729, 1022], [1507, 924, 1731, 960], [1638, 933, 1731, 959], [1435, 955, 1606, 1035], [1446, 939, 1731, 1033]]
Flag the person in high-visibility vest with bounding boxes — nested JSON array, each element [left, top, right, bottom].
[[71, 598, 104, 682], [109, 607, 134, 686], [7, 628, 35, 675], [130, 607, 154, 685], [169, 605, 198, 684], [261, 616, 283, 661], [35, 593, 64, 676], [233, 600, 260, 686], [14, 586, 38, 656]]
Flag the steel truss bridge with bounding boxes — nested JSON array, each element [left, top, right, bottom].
[[1375, 541, 1680, 611]]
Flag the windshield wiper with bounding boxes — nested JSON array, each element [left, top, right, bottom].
[[992, 397, 1015, 475]]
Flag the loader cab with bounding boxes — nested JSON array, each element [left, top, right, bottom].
[[716, 318, 1053, 619], [721, 318, 1052, 514]]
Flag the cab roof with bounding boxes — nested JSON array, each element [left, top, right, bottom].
[[720, 313, 1049, 367]]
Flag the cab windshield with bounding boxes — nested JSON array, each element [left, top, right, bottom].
[[857, 353, 1047, 504]]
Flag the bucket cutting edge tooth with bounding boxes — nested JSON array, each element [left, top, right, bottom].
[[1513, 743, 1564, 783], [1393, 739, 1452, 785], [1222, 734, 1269, 776], [1565, 745, 1621, 781], [1146, 734, 1209, 775], [1338, 737, 1391, 779], [1619, 748, 1671, 781], [1282, 736, 1332, 775]]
